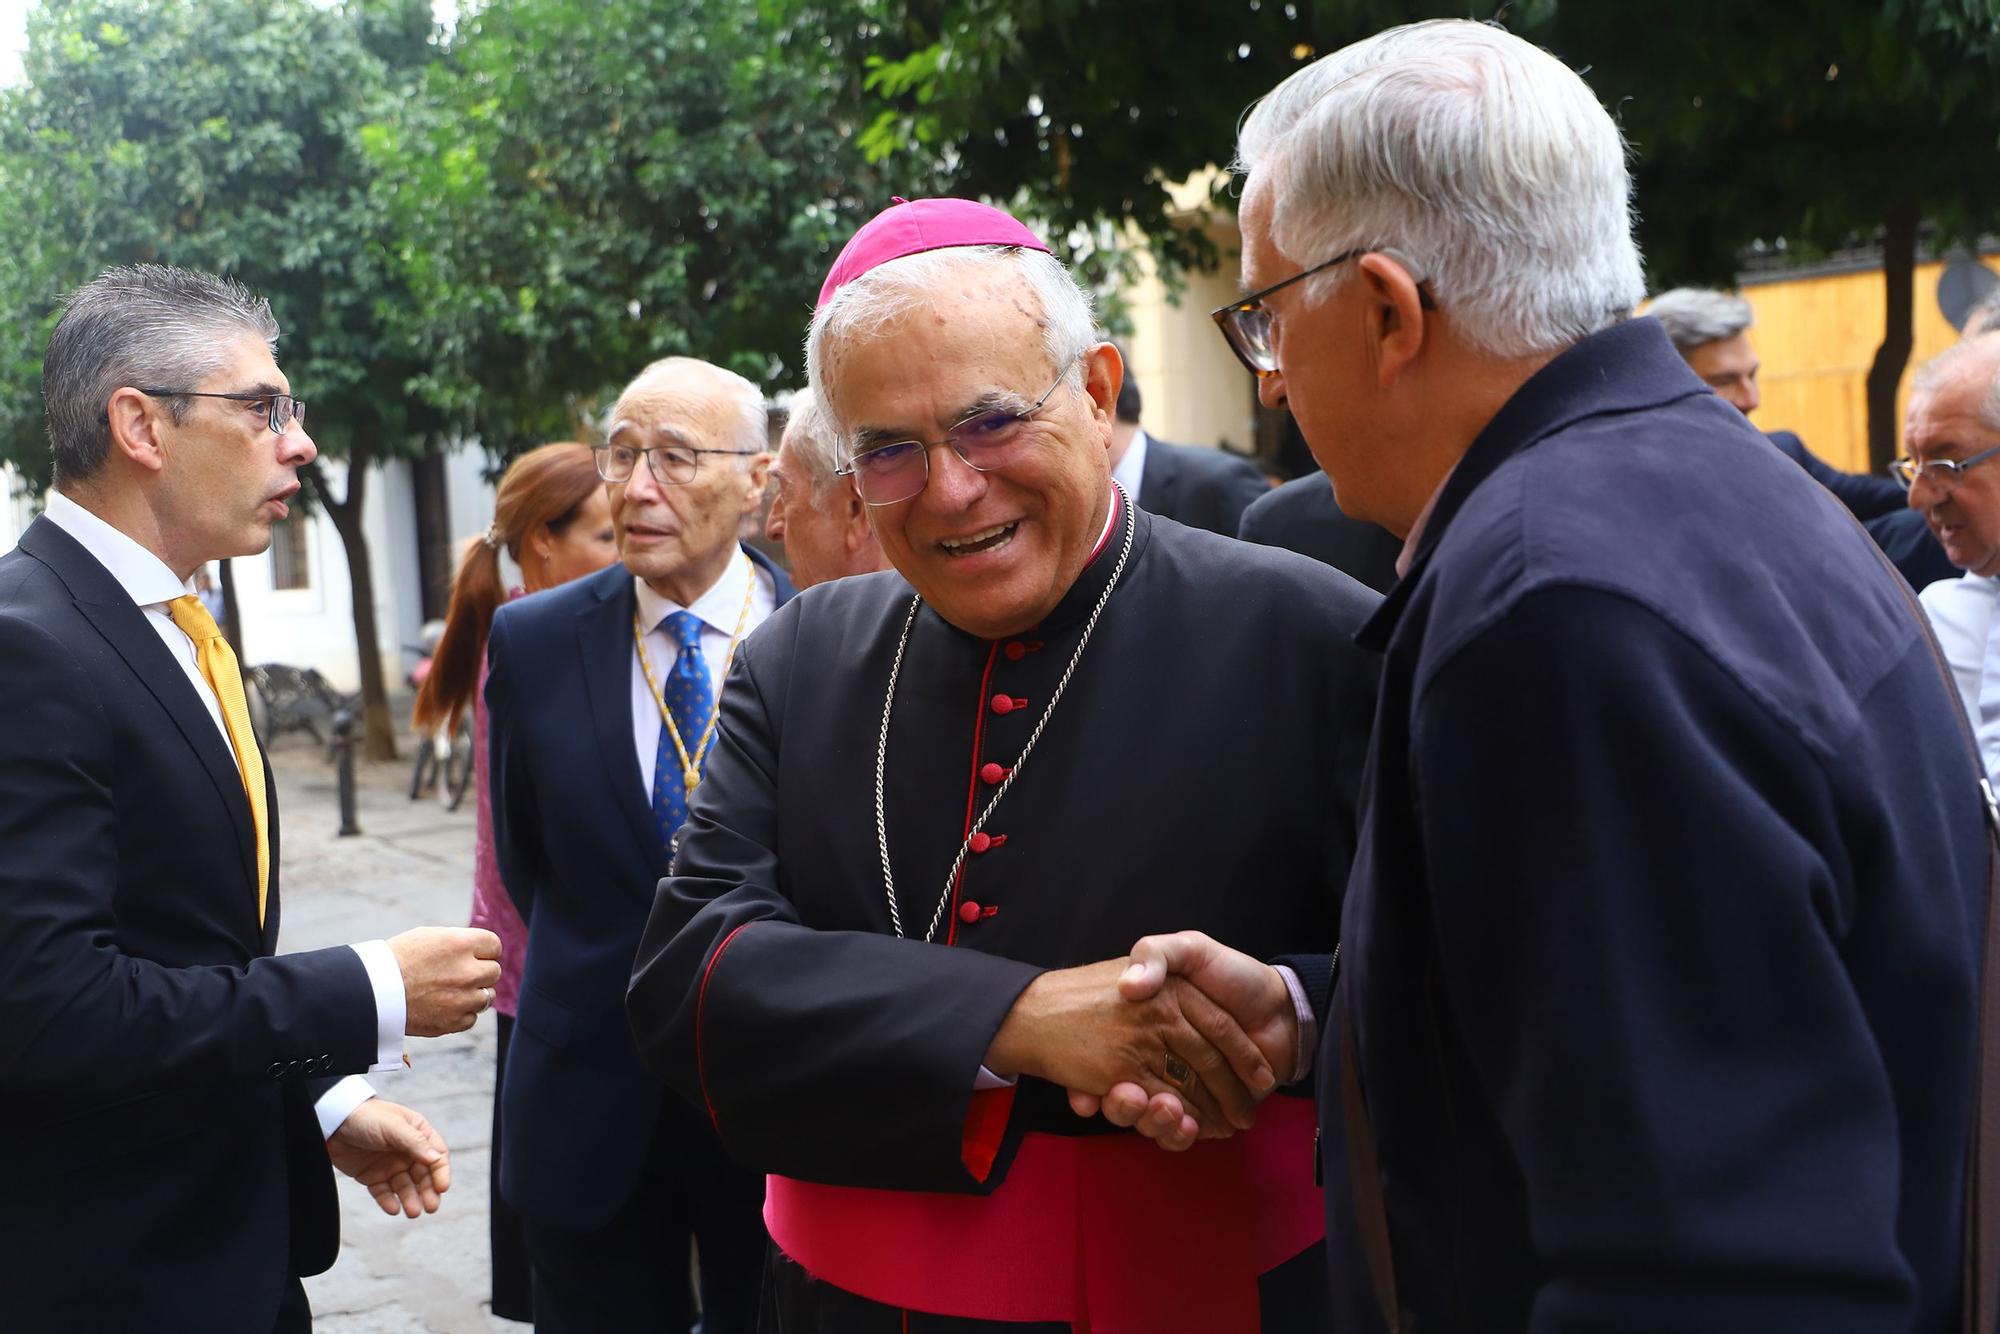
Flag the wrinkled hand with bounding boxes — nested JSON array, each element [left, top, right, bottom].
[[986, 958, 1277, 1146], [1068, 931, 1297, 1152], [327, 1098, 452, 1218], [388, 926, 502, 1037]]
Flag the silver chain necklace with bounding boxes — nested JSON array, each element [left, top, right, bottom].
[[874, 483, 1139, 942]]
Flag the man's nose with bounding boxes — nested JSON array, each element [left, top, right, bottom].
[[764, 495, 786, 542], [1256, 369, 1288, 412], [625, 456, 667, 504], [281, 421, 318, 467], [924, 442, 989, 508]]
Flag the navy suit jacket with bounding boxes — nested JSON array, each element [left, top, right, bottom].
[[1237, 471, 1404, 595], [0, 516, 378, 1329], [1136, 434, 1270, 537], [487, 547, 792, 1231], [1319, 322, 1985, 1330]]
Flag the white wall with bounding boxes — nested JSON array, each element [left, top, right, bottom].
[[0, 467, 36, 551]]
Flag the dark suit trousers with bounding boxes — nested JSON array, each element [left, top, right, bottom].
[[522, 1093, 766, 1332]]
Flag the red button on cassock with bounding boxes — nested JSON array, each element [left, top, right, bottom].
[[1004, 641, 1028, 661], [958, 900, 982, 924], [980, 762, 1007, 785], [991, 694, 1013, 715], [969, 831, 993, 854]]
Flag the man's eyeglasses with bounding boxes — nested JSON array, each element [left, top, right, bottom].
[[834, 354, 1081, 507], [139, 388, 306, 435], [594, 441, 760, 487], [1890, 443, 2000, 497], [1210, 249, 1435, 379]]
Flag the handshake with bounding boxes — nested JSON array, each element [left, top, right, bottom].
[[984, 931, 1298, 1152], [386, 926, 506, 1037]]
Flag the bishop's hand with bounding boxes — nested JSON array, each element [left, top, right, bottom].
[[1069, 932, 1298, 1152], [985, 956, 1277, 1146]]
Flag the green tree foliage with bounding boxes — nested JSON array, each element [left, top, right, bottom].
[[363, 0, 907, 449], [0, 0, 448, 760]]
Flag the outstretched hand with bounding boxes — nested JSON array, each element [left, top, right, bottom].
[[327, 1098, 452, 1218], [1067, 931, 1298, 1152]]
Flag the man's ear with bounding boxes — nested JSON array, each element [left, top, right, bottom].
[[1080, 342, 1123, 439], [105, 387, 169, 475], [840, 481, 872, 553], [1355, 252, 1428, 390], [741, 451, 773, 510]]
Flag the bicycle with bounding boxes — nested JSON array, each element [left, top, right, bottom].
[[408, 713, 475, 810]]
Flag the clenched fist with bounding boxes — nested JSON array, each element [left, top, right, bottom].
[[388, 927, 503, 1037]]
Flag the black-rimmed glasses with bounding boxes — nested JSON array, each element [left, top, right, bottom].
[[1210, 249, 1436, 378], [138, 388, 306, 435], [594, 442, 760, 487], [1891, 443, 2000, 497], [834, 354, 1082, 506]]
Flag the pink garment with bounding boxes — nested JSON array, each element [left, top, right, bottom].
[[469, 639, 526, 1016]]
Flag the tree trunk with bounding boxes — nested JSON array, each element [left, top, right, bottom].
[[218, 557, 244, 655], [303, 446, 398, 763], [1865, 204, 1920, 475]]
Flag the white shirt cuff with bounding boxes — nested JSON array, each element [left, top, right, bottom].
[[973, 1065, 1017, 1090], [349, 939, 407, 1073], [1273, 964, 1318, 1082], [314, 1075, 376, 1140]]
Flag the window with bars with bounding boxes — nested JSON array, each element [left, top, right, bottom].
[[269, 515, 311, 591]]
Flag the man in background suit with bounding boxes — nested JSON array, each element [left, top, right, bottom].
[[0, 265, 500, 1331], [1237, 418, 1403, 594], [1110, 349, 1270, 535], [1649, 286, 1955, 589], [488, 356, 793, 1331], [765, 386, 888, 588]]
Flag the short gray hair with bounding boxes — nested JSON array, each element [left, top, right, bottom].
[[1233, 19, 1644, 360], [1913, 336, 2000, 433], [611, 356, 767, 465], [780, 387, 845, 501], [1647, 288, 1755, 352], [1964, 287, 2000, 342], [44, 264, 280, 487], [805, 245, 1097, 446]]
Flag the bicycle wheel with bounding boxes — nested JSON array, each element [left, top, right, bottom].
[[409, 734, 438, 800], [443, 717, 475, 812]]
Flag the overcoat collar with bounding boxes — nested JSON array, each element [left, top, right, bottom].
[[1356, 318, 1707, 651]]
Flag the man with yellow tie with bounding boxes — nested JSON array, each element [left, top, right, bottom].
[[0, 264, 505, 1332]]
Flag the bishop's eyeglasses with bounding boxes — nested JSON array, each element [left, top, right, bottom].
[[1890, 443, 2000, 497], [834, 354, 1081, 506]]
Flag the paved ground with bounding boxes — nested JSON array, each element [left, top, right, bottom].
[[273, 732, 519, 1332]]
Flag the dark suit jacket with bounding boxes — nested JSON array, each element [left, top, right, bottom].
[[1760, 430, 1958, 589], [1135, 433, 1270, 537], [487, 547, 792, 1232], [1765, 430, 1904, 521], [1237, 472, 1404, 595], [1317, 321, 1984, 1330], [0, 516, 379, 1330]]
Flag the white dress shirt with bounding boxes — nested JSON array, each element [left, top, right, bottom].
[[1920, 570, 2000, 787], [1111, 427, 1150, 499], [41, 492, 405, 1136], [629, 549, 777, 790]]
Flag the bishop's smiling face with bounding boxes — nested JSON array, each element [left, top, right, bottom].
[[822, 267, 1117, 640]]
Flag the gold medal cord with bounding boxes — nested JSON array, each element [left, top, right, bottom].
[[633, 554, 757, 792]]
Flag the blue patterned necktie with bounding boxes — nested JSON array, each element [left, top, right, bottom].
[[650, 610, 714, 847]]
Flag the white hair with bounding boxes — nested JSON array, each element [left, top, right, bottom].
[[780, 387, 845, 500], [612, 355, 767, 466], [805, 246, 1098, 446], [1646, 288, 1755, 352], [1914, 336, 2000, 433], [1234, 19, 1644, 360]]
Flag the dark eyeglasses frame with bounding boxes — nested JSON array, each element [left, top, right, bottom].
[[593, 442, 761, 487], [138, 388, 306, 435], [833, 353, 1082, 507], [1891, 442, 2000, 495], [1210, 249, 1436, 379]]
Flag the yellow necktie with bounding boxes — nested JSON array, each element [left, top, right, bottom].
[[166, 595, 268, 925]]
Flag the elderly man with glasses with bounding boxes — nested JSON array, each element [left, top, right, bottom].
[[1103, 20, 1995, 1331], [627, 197, 1381, 1332], [485, 356, 792, 1332], [1912, 334, 2000, 790]]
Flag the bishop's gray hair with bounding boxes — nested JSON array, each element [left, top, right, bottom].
[[1646, 288, 1756, 353], [805, 245, 1098, 445], [1233, 19, 1644, 361], [43, 264, 280, 487]]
